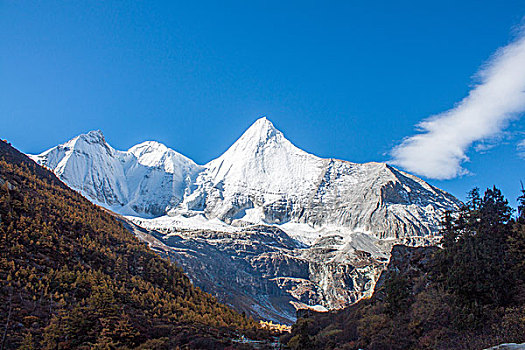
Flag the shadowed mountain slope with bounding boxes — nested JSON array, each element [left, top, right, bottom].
[[0, 140, 268, 349]]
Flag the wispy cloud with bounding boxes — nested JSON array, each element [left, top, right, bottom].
[[518, 139, 525, 158], [391, 27, 525, 179]]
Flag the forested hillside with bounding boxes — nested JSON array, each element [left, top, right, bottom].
[[283, 187, 525, 350], [0, 140, 267, 349]]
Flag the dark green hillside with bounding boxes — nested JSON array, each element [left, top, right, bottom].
[[283, 187, 525, 350], [0, 140, 265, 349]]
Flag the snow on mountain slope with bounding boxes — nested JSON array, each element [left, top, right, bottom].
[[30, 130, 202, 216], [176, 117, 325, 221], [29, 130, 129, 209], [122, 141, 203, 215], [206, 117, 323, 196]]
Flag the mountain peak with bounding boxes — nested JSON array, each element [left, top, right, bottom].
[[128, 140, 199, 172], [207, 116, 317, 170], [233, 117, 283, 150], [65, 130, 115, 157], [245, 117, 277, 136], [78, 130, 106, 144], [128, 141, 170, 156], [203, 116, 321, 193], [250, 116, 274, 129]]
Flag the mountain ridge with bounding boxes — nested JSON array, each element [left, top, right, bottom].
[[30, 117, 460, 243], [30, 130, 202, 217]]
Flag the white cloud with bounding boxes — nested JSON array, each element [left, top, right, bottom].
[[391, 28, 525, 179], [518, 139, 525, 158]]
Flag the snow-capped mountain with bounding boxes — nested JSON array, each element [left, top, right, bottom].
[[31, 118, 458, 241], [175, 117, 459, 241], [30, 130, 202, 216], [30, 118, 461, 323]]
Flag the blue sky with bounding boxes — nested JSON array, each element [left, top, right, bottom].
[[1, 1, 524, 206]]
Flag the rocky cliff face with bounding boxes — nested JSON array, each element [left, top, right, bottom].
[[124, 219, 390, 324], [372, 244, 439, 299], [30, 118, 460, 323]]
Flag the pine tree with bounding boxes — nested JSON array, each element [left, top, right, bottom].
[[384, 271, 411, 316], [438, 186, 515, 326], [518, 183, 525, 222]]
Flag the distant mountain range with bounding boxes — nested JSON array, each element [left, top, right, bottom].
[[31, 117, 459, 240], [29, 117, 461, 323]]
